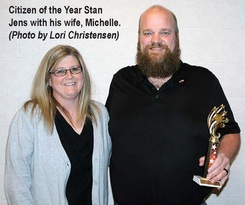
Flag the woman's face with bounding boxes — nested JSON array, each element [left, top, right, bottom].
[[49, 55, 84, 105]]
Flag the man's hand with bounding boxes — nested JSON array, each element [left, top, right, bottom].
[[199, 153, 230, 188]]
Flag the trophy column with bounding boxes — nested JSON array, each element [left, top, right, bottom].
[[203, 137, 219, 178]]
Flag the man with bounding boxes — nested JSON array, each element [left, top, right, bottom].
[[106, 5, 241, 205]]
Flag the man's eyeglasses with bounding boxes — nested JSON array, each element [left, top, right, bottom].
[[49, 66, 82, 77]]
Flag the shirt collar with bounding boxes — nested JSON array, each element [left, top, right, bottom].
[[134, 61, 188, 88]]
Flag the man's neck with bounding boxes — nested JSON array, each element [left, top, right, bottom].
[[148, 76, 172, 90]]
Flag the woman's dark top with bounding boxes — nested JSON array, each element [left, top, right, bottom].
[[55, 110, 93, 205]]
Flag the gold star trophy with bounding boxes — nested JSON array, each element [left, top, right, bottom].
[[193, 104, 229, 188]]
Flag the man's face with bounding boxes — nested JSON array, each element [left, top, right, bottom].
[[137, 8, 181, 78], [139, 8, 177, 58]]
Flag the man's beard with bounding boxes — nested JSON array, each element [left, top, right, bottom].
[[136, 38, 181, 78]]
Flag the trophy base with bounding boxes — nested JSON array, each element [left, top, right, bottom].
[[193, 175, 222, 188]]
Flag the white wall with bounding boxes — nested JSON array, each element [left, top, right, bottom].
[[0, 0, 244, 204]]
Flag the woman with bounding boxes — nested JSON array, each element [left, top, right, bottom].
[[4, 45, 112, 205]]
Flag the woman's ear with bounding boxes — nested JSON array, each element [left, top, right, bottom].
[[48, 79, 52, 86]]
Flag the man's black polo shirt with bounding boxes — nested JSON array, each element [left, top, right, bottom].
[[106, 62, 240, 205]]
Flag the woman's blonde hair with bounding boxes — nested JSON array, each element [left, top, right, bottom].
[[24, 45, 99, 133]]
